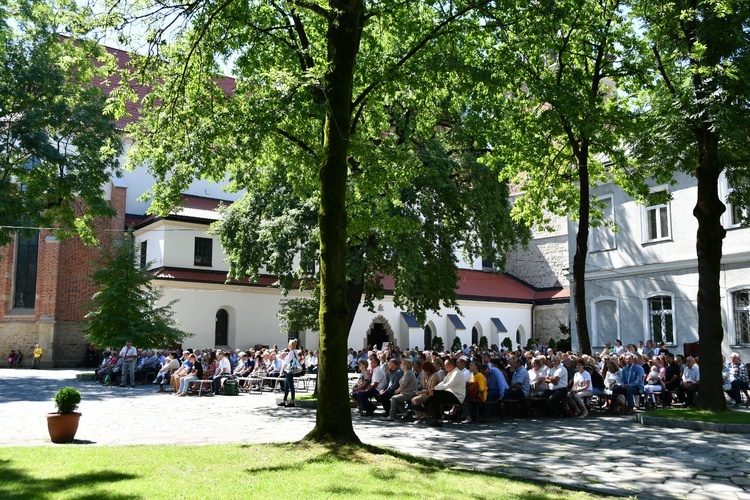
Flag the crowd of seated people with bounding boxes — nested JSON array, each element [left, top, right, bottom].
[[89, 343, 320, 395], [343, 340, 749, 425]]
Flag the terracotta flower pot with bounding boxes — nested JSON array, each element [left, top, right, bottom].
[[46, 412, 81, 443]]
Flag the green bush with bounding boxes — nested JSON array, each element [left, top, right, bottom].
[[451, 336, 462, 352], [431, 335, 444, 351], [502, 337, 513, 350], [479, 336, 488, 350], [54, 387, 81, 414]]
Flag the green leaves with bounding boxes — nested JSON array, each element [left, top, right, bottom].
[[85, 233, 189, 349], [0, 0, 121, 246]]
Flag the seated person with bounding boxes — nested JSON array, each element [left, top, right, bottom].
[[612, 353, 645, 414], [350, 360, 372, 413], [154, 353, 179, 385], [681, 356, 700, 407], [411, 361, 439, 421], [375, 359, 403, 416], [176, 354, 203, 396], [465, 360, 487, 423], [388, 359, 417, 420], [421, 357, 466, 427], [725, 352, 749, 408], [567, 359, 592, 417], [135, 350, 159, 384], [357, 358, 387, 416]]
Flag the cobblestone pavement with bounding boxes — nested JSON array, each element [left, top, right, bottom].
[[2, 369, 749, 499]]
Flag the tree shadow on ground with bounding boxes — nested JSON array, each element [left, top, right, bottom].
[[0, 459, 138, 499]]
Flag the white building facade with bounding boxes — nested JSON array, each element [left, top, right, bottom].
[[569, 171, 750, 359]]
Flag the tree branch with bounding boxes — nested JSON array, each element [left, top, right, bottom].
[[293, 0, 329, 19], [652, 45, 678, 96], [275, 127, 317, 158], [352, 0, 493, 111]]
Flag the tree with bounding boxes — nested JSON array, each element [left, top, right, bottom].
[[102, 0, 519, 444], [0, 0, 121, 247], [630, 0, 750, 411], [479, 0, 649, 355], [85, 233, 189, 349]]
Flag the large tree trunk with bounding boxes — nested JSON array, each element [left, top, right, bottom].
[[572, 147, 593, 355], [305, 1, 364, 445], [693, 128, 727, 411]]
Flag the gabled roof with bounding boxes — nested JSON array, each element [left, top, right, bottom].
[[130, 194, 233, 229]]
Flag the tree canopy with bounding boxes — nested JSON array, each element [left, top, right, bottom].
[[101, 0, 522, 443], [478, 0, 650, 354], [0, 0, 121, 246]]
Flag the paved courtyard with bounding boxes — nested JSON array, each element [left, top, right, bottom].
[[1, 369, 749, 499]]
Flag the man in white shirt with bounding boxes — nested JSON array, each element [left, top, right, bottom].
[[457, 358, 472, 383], [681, 356, 700, 407], [119, 340, 137, 388], [358, 358, 386, 415], [544, 355, 569, 417], [212, 351, 232, 395], [422, 357, 466, 427]]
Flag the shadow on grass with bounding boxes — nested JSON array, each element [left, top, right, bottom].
[[240, 442, 600, 500], [0, 459, 138, 500]]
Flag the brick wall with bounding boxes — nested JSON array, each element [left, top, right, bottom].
[[0, 184, 127, 366]]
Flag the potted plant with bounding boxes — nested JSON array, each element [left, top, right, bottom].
[[46, 387, 82, 443]]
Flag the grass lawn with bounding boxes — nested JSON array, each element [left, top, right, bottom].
[[644, 408, 750, 424], [0, 443, 606, 499]]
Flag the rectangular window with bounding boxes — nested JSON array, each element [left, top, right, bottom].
[[734, 291, 750, 345], [590, 196, 615, 252], [13, 232, 39, 308], [140, 241, 148, 269], [645, 190, 670, 241], [481, 257, 494, 270], [649, 295, 674, 345], [194, 237, 213, 267]]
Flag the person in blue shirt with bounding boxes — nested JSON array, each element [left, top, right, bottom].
[[612, 353, 645, 414], [481, 361, 509, 418]]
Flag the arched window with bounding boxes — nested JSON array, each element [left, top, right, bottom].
[[424, 325, 432, 351], [591, 297, 619, 347], [215, 309, 229, 346], [471, 326, 479, 346]]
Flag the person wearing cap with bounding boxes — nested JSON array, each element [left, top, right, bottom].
[[119, 340, 138, 388]]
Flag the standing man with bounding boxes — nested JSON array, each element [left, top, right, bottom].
[[119, 340, 137, 388], [32, 344, 43, 369]]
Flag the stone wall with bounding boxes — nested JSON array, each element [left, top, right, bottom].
[[53, 322, 89, 367], [533, 304, 569, 344], [0, 322, 41, 368], [506, 212, 570, 289]]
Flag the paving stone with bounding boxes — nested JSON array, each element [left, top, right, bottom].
[[3, 369, 750, 499]]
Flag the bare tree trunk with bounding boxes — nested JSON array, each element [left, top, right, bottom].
[[693, 128, 727, 411], [305, 1, 364, 445], [573, 147, 593, 355]]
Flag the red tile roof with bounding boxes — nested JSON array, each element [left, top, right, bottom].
[[154, 266, 568, 305], [92, 43, 235, 130]]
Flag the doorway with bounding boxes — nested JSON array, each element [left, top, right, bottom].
[[215, 309, 228, 346], [367, 323, 389, 350]]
